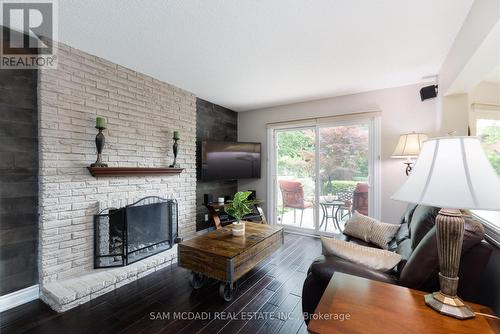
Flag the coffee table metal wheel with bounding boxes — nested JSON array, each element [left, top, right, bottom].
[[219, 282, 236, 301], [189, 271, 206, 289]]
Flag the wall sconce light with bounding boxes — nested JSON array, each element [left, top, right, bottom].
[[391, 132, 428, 175]]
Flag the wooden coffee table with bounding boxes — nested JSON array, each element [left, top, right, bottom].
[[178, 222, 283, 301], [308, 272, 500, 334]]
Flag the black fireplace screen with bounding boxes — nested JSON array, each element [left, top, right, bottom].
[[94, 196, 178, 268]]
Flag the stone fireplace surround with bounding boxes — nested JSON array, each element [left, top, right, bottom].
[[38, 42, 196, 312]]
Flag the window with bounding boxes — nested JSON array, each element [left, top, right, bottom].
[[470, 104, 500, 175], [471, 210, 500, 247], [470, 104, 500, 244]]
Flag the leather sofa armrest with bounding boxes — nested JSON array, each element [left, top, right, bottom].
[[302, 272, 329, 325], [309, 255, 398, 285]]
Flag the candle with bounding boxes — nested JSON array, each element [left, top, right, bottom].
[[96, 117, 106, 129], [173, 131, 179, 140]]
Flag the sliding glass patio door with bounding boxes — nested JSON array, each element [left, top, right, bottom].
[[269, 116, 380, 235], [274, 127, 316, 230], [317, 121, 371, 233]]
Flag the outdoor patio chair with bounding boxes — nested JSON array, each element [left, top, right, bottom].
[[278, 179, 313, 226], [352, 182, 369, 215], [336, 190, 353, 221]]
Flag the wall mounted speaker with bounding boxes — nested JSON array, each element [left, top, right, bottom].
[[420, 85, 438, 101]]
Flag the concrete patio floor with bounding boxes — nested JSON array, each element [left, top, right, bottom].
[[276, 208, 349, 233]]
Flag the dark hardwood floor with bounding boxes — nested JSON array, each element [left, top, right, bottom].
[[0, 233, 321, 334]]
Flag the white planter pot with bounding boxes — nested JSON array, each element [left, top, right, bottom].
[[232, 222, 245, 236]]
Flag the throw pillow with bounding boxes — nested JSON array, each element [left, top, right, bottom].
[[370, 220, 402, 250], [344, 211, 400, 249], [321, 236, 402, 272], [343, 211, 373, 242]]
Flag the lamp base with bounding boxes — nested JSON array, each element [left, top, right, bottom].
[[424, 208, 475, 320], [90, 163, 108, 168], [91, 156, 108, 168], [425, 291, 475, 319]]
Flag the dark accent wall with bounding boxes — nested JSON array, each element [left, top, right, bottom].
[[0, 70, 39, 295], [196, 98, 237, 231], [0, 28, 39, 295]]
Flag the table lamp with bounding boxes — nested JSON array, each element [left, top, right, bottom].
[[392, 136, 500, 319], [391, 132, 428, 175]]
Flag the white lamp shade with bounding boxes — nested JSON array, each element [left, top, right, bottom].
[[392, 136, 500, 210], [392, 133, 428, 158]]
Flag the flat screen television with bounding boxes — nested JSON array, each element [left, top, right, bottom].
[[201, 141, 261, 181]]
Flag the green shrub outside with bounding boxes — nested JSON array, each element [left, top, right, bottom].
[[322, 180, 363, 195]]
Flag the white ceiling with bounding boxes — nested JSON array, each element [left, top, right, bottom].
[[58, 0, 473, 111]]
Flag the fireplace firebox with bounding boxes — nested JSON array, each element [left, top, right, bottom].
[[94, 196, 180, 268]]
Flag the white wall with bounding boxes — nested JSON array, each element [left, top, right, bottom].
[[438, 93, 470, 135], [437, 82, 500, 137], [471, 81, 500, 105], [238, 83, 437, 225]]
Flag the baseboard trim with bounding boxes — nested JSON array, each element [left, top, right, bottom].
[[0, 285, 40, 313]]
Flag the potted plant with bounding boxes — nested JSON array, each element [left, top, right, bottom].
[[224, 191, 260, 236]]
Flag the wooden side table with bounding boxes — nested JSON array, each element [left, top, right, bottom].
[[308, 272, 500, 334]]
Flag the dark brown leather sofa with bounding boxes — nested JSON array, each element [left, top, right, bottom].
[[302, 204, 493, 323]]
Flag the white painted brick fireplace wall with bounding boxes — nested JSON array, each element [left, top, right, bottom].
[[38, 42, 196, 310]]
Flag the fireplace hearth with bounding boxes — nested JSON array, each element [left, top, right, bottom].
[[94, 196, 180, 268]]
